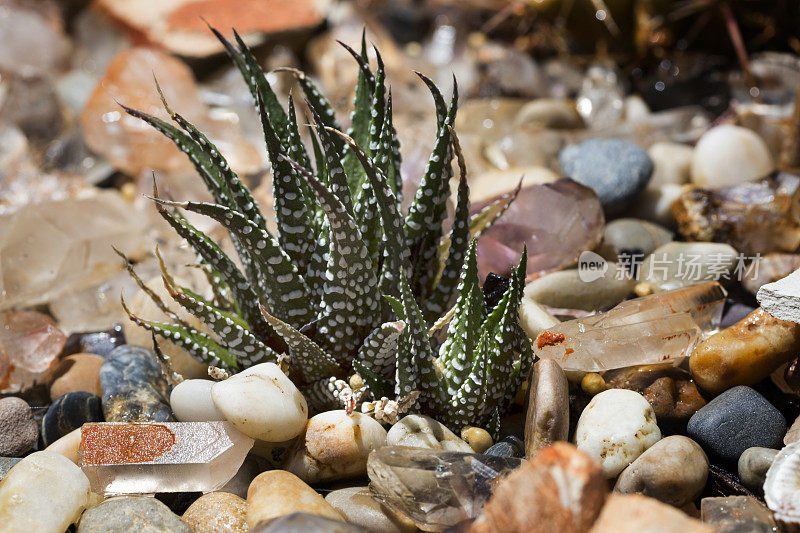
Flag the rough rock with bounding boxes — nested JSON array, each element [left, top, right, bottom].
[[0, 397, 38, 456], [182, 491, 247, 533], [77, 496, 191, 532], [758, 268, 800, 324]]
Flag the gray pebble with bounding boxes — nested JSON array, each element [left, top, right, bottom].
[[77, 496, 190, 533], [0, 397, 38, 457], [738, 447, 779, 492], [0, 457, 21, 480]]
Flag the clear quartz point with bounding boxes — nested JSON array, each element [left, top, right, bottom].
[[701, 496, 778, 532], [367, 445, 524, 530], [534, 282, 726, 372], [79, 421, 254, 495]]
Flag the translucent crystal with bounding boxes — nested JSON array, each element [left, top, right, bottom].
[[576, 63, 624, 129], [0, 311, 66, 393], [534, 282, 726, 372], [367, 445, 523, 530], [701, 496, 778, 532], [79, 422, 254, 495]]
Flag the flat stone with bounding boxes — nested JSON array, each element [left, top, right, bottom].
[[386, 414, 472, 453], [325, 487, 416, 533], [516, 98, 583, 129], [614, 436, 709, 507], [559, 138, 653, 215], [0, 397, 38, 456], [590, 494, 715, 533], [100, 345, 175, 422], [602, 218, 673, 260], [50, 353, 105, 400], [182, 491, 247, 533], [524, 358, 569, 457], [690, 125, 774, 188], [687, 386, 786, 462], [640, 242, 739, 293], [245, 470, 344, 528], [738, 447, 778, 491], [523, 265, 636, 312], [701, 495, 778, 532], [77, 496, 191, 532], [170, 379, 225, 422], [758, 268, 800, 324], [42, 391, 104, 447]]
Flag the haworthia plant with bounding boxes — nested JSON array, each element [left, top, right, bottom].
[[120, 26, 532, 430]]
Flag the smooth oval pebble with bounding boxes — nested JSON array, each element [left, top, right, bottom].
[[325, 487, 416, 533], [50, 353, 105, 400], [574, 388, 662, 478], [211, 362, 307, 442], [0, 451, 91, 533], [170, 379, 225, 422], [0, 396, 38, 457], [245, 470, 344, 528], [691, 124, 774, 188], [647, 142, 693, 187], [525, 358, 569, 457], [640, 242, 739, 293], [42, 391, 104, 447], [602, 218, 673, 259], [738, 447, 779, 491], [286, 410, 387, 483], [386, 414, 472, 453], [485, 437, 525, 458], [44, 427, 81, 464], [614, 435, 708, 507], [523, 265, 636, 312], [100, 345, 175, 422], [77, 496, 191, 532], [182, 491, 247, 533]]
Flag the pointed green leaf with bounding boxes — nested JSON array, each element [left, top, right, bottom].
[[356, 320, 405, 379]]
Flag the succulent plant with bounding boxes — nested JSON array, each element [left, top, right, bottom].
[[119, 27, 532, 429]]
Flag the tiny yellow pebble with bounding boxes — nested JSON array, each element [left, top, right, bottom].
[[634, 282, 653, 297], [581, 373, 607, 396], [120, 182, 137, 202], [461, 427, 493, 454], [349, 373, 364, 391]]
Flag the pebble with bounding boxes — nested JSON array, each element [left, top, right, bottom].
[[170, 379, 225, 422], [219, 456, 264, 499], [515, 98, 583, 129], [461, 427, 493, 454], [690, 124, 774, 188], [524, 358, 569, 457], [50, 353, 105, 400], [0, 397, 38, 457], [522, 265, 636, 312], [614, 436, 709, 507], [602, 218, 673, 259], [211, 362, 307, 442], [325, 487, 416, 533], [485, 436, 525, 458], [100, 345, 175, 422], [627, 183, 684, 227], [738, 447, 778, 491], [518, 297, 560, 341], [386, 414, 472, 453], [41, 391, 104, 447], [647, 142, 693, 187], [182, 492, 247, 533], [574, 388, 662, 478], [245, 470, 344, 528], [286, 410, 387, 483], [640, 242, 739, 292], [250, 513, 365, 532], [0, 456, 21, 480], [77, 496, 191, 532], [44, 427, 81, 464], [590, 494, 714, 532], [689, 308, 800, 395], [559, 138, 654, 215], [687, 386, 786, 462], [0, 451, 91, 533], [758, 267, 800, 324]]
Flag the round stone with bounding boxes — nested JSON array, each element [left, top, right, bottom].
[[738, 447, 779, 492], [325, 487, 416, 533], [77, 496, 191, 532], [0, 397, 38, 457], [574, 388, 662, 478], [461, 427, 493, 454], [647, 142, 693, 187], [170, 379, 225, 422], [42, 391, 104, 447], [182, 491, 247, 533], [245, 470, 344, 529], [602, 218, 673, 260], [49, 353, 105, 400], [522, 265, 636, 312], [386, 414, 472, 453], [559, 138, 654, 215], [100, 345, 175, 422], [691, 124, 774, 188]]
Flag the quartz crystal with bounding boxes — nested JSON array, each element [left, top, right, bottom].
[[0, 311, 66, 393], [576, 63, 625, 129], [673, 172, 800, 256], [367, 445, 524, 530], [534, 282, 726, 372], [701, 496, 778, 532], [79, 422, 254, 495]]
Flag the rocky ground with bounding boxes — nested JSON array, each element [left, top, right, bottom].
[[3, 0, 800, 532]]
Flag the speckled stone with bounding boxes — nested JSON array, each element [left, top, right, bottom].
[[100, 345, 175, 422], [41, 391, 104, 447], [0, 457, 21, 480], [687, 386, 786, 462], [182, 492, 247, 533], [77, 496, 191, 533], [559, 138, 654, 215], [0, 397, 38, 457]]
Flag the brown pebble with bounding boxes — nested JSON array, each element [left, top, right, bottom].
[[183, 491, 247, 533], [50, 353, 104, 400]]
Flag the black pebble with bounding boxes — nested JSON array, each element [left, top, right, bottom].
[[41, 391, 104, 446]]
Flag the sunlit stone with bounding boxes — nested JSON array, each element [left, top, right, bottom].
[[701, 496, 778, 532]]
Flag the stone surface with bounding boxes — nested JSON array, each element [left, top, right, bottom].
[[687, 386, 786, 462], [50, 353, 105, 400], [758, 267, 800, 324], [211, 363, 307, 442], [534, 282, 726, 372], [764, 442, 800, 527], [602, 218, 673, 259], [738, 447, 778, 492], [472, 178, 604, 280], [245, 470, 345, 528], [250, 513, 366, 533], [0, 2, 70, 77], [45, 427, 82, 464], [218, 456, 263, 499], [744, 254, 800, 295], [386, 414, 472, 453], [701, 496, 778, 533], [691, 125, 774, 188], [522, 266, 636, 312], [590, 494, 714, 533], [0, 310, 66, 393], [648, 142, 693, 187], [674, 173, 800, 256], [470, 443, 606, 533], [524, 359, 569, 457], [627, 183, 685, 227], [518, 297, 560, 341], [101, 345, 175, 422], [559, 139, 653, 215], [182, 491, 247, 533], [170, 379, 225, 422], [689, 308, 800, 394], [614, 436, 708, 507], [485, 437, 525, 458], [77, 496, 191, 532], [325, 487, 416, 533], [640, 242, 739, 293], [0, 451, 91, 533], [516, 98, 583, 129], [368, 446, 524, 530], [42, 391, 104, 447], [461, 427, 493, 454], [0, 457, 21, 480], [574, 389, 662, 478], [0, 397, 38, 456], [79, 421, 253, 495], [286, 410, 387, 483]]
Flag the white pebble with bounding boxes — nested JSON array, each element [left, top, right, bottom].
[[386, 414, 473, 452], [691, 124, 774, 188], [170, 379, 226, 422]]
